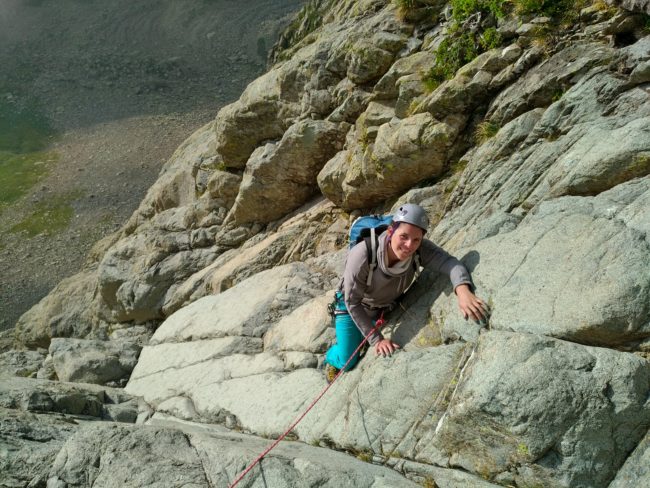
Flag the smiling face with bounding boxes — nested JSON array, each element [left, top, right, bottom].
[[387, 222, 424, 265]]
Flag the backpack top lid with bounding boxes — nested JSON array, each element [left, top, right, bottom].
[[348, 215, 393, 248]]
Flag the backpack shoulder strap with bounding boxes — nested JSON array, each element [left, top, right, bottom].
[[413, 249, 422, 280], [363, 227, 379, 287]]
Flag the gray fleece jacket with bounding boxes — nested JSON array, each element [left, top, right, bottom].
[[342, 231, 472, 345]]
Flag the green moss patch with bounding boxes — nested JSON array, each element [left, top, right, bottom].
[[10, 191, 82, 237]]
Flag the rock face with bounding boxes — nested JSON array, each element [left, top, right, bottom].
[[0, 374, 139, 486], [47, 418, 424, 488], [7, 0, 650, 486]]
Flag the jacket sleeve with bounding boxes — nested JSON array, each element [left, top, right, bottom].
[[342, 242, 384, 346], [420, 240, 473, 291]]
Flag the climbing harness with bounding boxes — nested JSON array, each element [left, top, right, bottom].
[[227, 313, 386, 488]]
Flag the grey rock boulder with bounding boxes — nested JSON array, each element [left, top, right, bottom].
[[488, 179, 650, 346], [47, 418, 422, 488], [318, 112, 462, 210], [427, 177, 650, 347], [487, 42, 615, 126], [97, 219, 220, 323], [14, 270, 98, 349], [431, 331, 650, 488], [0, 375, 137, 420], [226, 119, 347, 226], [435, 54, 650, 250], [609, 428, 650, 487], [162, 199, 344, 315], [49, 338, 141, 386], [0, 349, 45, 377], [263, 293, 335, 353], [213, 63, 306, 169], [347, 40, 395, 84], [0, 407, 78, 488]]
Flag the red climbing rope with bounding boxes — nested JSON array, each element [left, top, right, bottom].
[[228, 313, 386, 488]]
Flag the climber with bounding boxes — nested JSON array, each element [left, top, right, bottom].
[[323, 203, 488, 383]]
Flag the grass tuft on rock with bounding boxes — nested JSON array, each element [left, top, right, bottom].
[[422, 0, 597, 90], [475, 120, 500, 144]]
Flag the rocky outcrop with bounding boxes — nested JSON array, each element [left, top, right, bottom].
[[0, 374, 139, 486], [226, 119, 348, 225], [6, 0, 650, 486], [47, 417, 425, 487]]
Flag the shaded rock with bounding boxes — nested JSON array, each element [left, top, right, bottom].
[[395, 73, 428, 118], [400, 460, 504, 488], [630, 59, 650, 85], [97, 221, 220, 323], [326, 86, 374, 123], [0, 375, 136, 420], [49, 338, 141, 386], [160, 202, 341, 315], [617, 0, 650, 14], [301, 88, 336, 117], [374, 51, 435, 99], [487, 43, 616, 126], [435, 58, 650, 249], [214, 63, 306, 168], [609, 428, 650, 487], [0, 407, 78, 488], [318, 112, 461, 210], [47, 423, 207, 488], [124, 120, 218, 228], [226, 119, 347, 225], [0, 349, 45, 377], [204, 169, 242, 208], [37, 353, 57, 380], [431, 331, 650, 488], [14, 270, 98, 349], [47, 418, 422, 488], [347, 40, 395, 85]]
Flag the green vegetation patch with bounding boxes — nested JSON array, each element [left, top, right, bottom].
[[475, 120, 500, 144], [0, 151, 57, 207], [10, 191, 82, 237], [450, 0, 507, 21], [422, 0, 596, 90], [0, 93, 58, 209]]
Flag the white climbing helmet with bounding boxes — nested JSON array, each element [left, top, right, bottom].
[[393, 203, 429, 232]]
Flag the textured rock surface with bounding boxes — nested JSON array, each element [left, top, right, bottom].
[[226, 119, 347, 225], [0, 375, 137, 419], [0, 349, 45, 377], [432, 331, 650, 487], [609, 429, 650, 487], [14, 270, 98, 349], [49, 338, 141, 386], [47, 418, 423, 488], [0, 407, 78, 488]]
